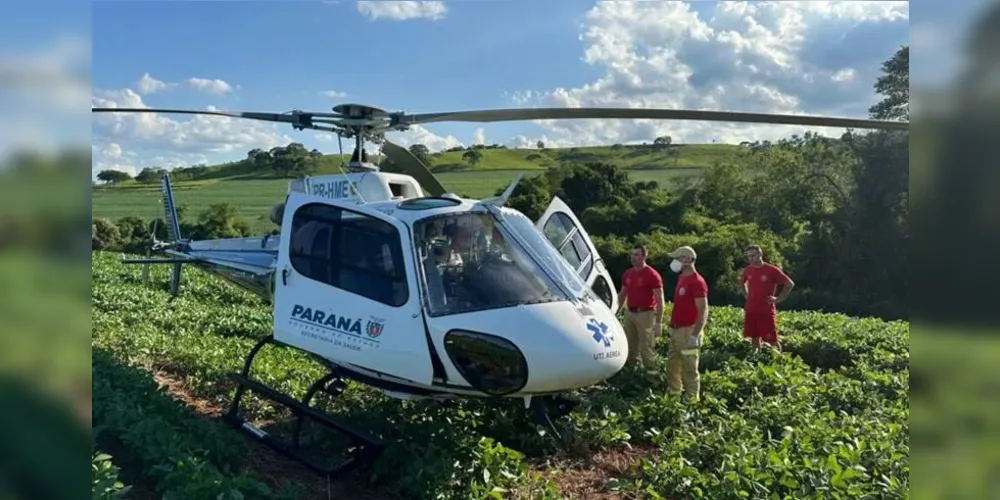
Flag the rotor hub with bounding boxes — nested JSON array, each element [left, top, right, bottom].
[[332, 103, 388, 119]]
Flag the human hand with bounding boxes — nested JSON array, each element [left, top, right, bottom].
[[766, 295, 778, 304], [687, 330, 702, 348]]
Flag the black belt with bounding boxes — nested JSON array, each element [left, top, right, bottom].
[[628, 307, 654, 313]]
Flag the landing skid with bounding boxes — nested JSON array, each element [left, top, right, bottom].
[[221, 334, 384, 477], [222, 335, 580, 477]]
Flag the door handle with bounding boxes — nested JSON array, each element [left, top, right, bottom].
[[282, 267, 289, 286]]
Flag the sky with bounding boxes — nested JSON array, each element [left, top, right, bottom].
[[0, 0, 976, 179]]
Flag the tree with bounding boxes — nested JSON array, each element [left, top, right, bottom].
[[92, 217, 121, 250], [96, 170, 132, 184], [247, 148, 272, 170], [135, 167, 165, 184], [192, 203, 251, 239], [270, 142, 314, 178], [868, 45, 908, 121], [537, 140, 545, 150], [409, 144, 431, 164], [462, 149, 483, 166]]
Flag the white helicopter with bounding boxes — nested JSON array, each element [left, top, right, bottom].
[[92, 102, 907, 476]]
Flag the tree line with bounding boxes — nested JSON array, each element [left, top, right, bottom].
[[95, 143, 326, 184]]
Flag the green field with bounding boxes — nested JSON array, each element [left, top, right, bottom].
[[91, 251, 909, 499], [92, 143, 728, 233]]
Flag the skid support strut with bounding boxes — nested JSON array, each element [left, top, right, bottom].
[[528, 394, 579, 441], [221, 334, 384, 477]]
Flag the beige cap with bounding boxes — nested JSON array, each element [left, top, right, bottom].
[[667, 245, 697, 260]]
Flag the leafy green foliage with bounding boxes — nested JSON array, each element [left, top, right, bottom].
[[96, 169, 132, 184], [869, 45, 909, 121], [91, 217, 121, 251], [92, 450, 131, 499], [94, 201, 255, 255], [92, 252, 908, 499]]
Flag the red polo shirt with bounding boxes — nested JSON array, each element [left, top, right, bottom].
[[740, 263, 791, 313], [670, 272, 708, 327], [621, 265, 663, 310]]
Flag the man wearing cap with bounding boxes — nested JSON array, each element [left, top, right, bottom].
[[616, 244, 664, 370], [740, 245, 794, 349], [665, 245, 709, 402]]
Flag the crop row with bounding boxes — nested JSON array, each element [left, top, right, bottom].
[[92, 251, 909, 498], [92, 346, 308, 499]]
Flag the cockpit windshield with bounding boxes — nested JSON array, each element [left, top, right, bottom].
[[496, 208, 600, 303], [414, 211, 570, 316]]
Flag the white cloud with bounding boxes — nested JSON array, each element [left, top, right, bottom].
[[831, 68, 856, 82], [138, 73, 169, 94], [91, 87, 296, 176], [91, 83, 462, 179], [320, 90, 348, 98], [385, 125, 462, 152], [472, 128, 486, 145], [356, 1, 447, 21], [91, 141, 211, 179], [136, 72, 234, 95], [187, 77, 234, 95], [505, 133, 561, 149], [505, 1, 909, 146]]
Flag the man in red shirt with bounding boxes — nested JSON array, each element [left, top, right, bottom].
[[615, 244, 664, 370], [665, 245, 708, 402], [740, 245, 795, 349]]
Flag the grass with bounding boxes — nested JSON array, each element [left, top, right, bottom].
[[91, 143, 724, 233], [91, 251, 909, 499]]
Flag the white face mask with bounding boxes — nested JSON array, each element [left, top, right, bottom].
[[669, 259, 684, 273]]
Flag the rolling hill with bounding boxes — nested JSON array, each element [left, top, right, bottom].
[[92, 143, 740, 233]]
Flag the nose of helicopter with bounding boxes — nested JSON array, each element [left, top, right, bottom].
[[517, 301, 629, 393]]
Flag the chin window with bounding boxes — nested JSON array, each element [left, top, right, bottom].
[[443, 330, 528, 396]]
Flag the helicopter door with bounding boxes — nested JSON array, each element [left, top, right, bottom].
[[273, 192, 434, 386], [536, 196, 619, 311]]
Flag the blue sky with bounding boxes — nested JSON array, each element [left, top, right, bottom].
[[81, 1, 967, 178], [92, 1, 596, 147]]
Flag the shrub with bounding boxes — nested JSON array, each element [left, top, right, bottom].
[[92, 218, 121, 251]]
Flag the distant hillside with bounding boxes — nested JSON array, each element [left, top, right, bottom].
[[93, 142, 741, 190], [91, 142, 740, 232]]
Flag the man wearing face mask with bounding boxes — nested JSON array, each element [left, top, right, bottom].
[[615, 244, 664, 371], [665, 245, 708, 403]]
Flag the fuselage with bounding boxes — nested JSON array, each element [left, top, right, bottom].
[[171, 190, 628, 399]]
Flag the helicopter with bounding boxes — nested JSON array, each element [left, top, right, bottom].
[[91, 102, 908, 476]]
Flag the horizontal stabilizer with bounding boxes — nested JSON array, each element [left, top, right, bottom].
[[121, 256, 199, 265]]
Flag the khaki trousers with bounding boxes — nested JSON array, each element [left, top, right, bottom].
[[667, 325, 701, 402], [623, 310, 657, 367]]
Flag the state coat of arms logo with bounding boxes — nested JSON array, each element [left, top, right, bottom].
[[366, 319, 384, 338]]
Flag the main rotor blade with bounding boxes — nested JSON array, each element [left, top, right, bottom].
[[395, 107, 909, 131], [380, 139, 447, 197], [91, 107, 311, 124]]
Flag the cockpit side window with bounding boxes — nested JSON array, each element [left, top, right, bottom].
[[288, 203, 408, 307], [542, 213, 595, 281]]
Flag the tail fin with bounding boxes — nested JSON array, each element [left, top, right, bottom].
[[120, 172, 191, 299], [161, 172, 183, 242]]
